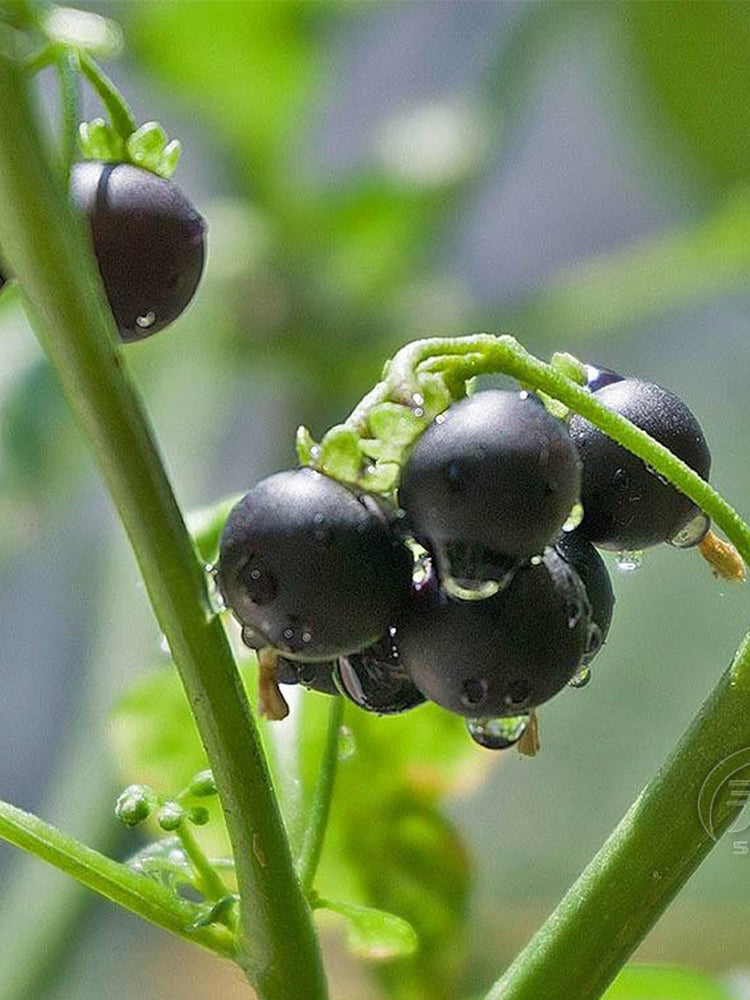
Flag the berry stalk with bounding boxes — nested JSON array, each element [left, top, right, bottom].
[[0, 46, 327, 1000]]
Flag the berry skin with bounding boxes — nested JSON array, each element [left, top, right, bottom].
[[335, 630, 425, 715], [397, 548, 590, 718], [569, 379, 711, 550], [398, 390, 582, 567], [585, 363, 623, 394], [555, 529, 614, 662], [70, 161, 205, 342], [276, 657, 339, 696], [218, 468, 413, 661]]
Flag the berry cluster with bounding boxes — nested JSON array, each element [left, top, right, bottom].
[[217, 363, 712, 752], [0, 160, 205, 342]]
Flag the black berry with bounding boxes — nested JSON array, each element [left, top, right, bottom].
[[70, 161, 206, 342], [398, 391, 582, 569], [218, 468, 413, 661], [555, 529, 614, 662], [398, 548, 590, 718], [569, 379, 711, 550], [276, 657, 339, 696], [335, 630, 425, 715], [585, 363, 623, 394]]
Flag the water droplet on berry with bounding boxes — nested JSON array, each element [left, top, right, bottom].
[[669, 512, 710, 549], [435, 413, 446, 425], [461, 677, 488, 708], [569, 665, 591, 688], [612, 468, 630, 490], [241, 626, 265, 650], [466, 714, 529, 750], [239, 557, 278, 606], [615, 550, 642, 573], [338, 725, 356, 762], [530, 554, 543, 566], [136, 311, 156, 329], [562, 501, 584, 532]]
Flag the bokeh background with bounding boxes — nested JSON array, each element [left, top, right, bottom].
[[2, 2, 750, 998]]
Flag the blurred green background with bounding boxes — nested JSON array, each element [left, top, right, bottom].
[[3, 2, 750, 998]]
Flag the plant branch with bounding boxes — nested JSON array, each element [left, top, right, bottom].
[[0, 47, 327, 1000], [486, 629, 750, 1000], [55, 43, 79, 179], [0, 799, 234, 958], [298, 696, 344, 894], [78, 50, 135, 137]]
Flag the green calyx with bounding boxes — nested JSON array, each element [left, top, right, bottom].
[[79, 118, 181, 178]]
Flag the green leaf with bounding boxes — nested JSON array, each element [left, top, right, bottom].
[[315, 898, 418, 961], [603, 965, 732, 1000]]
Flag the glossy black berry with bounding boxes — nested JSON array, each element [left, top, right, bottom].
[[335, 630, 425, 715], [276, 657, 339, 696], [555, 529, 614, 662], [398, 548, 590, 718], [585, 363, 623, 394], [70, 161, 205, 342], [218, 468, 413, 661], [569, 379, 711, 550], [398, 391, 582, 567]]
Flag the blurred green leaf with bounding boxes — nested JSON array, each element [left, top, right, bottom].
[[603, 964, 732, 1000], [315, 897, 418, 961], [625, 2, 750, 188]]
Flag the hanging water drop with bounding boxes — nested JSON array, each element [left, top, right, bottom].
[[466, 714, 529, 750], [669, 512, 710, 549], [568, 665, 591, 689], [615, 550, 643, 573], [337, 725, 356, 762], [136, 311, 156, 329]]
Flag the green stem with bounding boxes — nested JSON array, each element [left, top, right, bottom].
[[486, 629, 750, 1000], [0, 799, 234, 959], [0, 47, 327, 1000], [348, 334, 750, 565], [55, 45, 79, 180], [298, 697, 345, 894], [78, 51, 135, 138], [177, 823, 230, 905]]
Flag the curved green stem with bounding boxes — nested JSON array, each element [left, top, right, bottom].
[[0, 799, 234, 959], [298, 697, 344, 894], [0, 47, 327, 1000], [78, 51, 135, 138], [55, 44, 79, 180], [177, 823, 230, 905], [486, 629, 750, 1000]]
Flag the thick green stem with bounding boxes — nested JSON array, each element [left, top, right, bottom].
[[0, 48, 327, 1000], [298, 697, 344, 894], [487, 630, 750, 1000], [0, 799, 234, 958]]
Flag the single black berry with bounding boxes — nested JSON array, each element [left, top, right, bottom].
[[585, 363, 623, 394], [398, 391, 582, 571], [218, 468, 413, 661], [276, 657, 339, 696], [335, 630, 425, 715], [569, 379, 711, 550], [555, 529, 615, 662], [70, 161, 206, 342], [397, 548, 590, 718]]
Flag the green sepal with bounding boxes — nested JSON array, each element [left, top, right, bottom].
[[295, 424, 317, 466], [368, 402, 424, 447], [318, 425, 362, 483], [360, 461, 400, 495], [313, 897, 418, 961], [78, 117, 125, 162], [125, 121, 181, 179]]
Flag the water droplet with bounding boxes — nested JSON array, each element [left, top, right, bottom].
[[283, 627, 294, 640], [301, 629, 312, 644], [338, 725, 356, 762], [612, 468, 630, 490], [645, 464, 670, 486], [136, 311, 156, 329], [615, 550, 643, 573], [530, 554, 543, 566], [443, 576, 501, 601], [435, 413, 446, 425], [239, 557, 278, 606], [159, 634, 170, 656], [461, 677, 488, 708], [562, 501, 584, 532], [583, 622, 603, 663], [414, 407, 425, 418], [669, 512, 710, 549], [412, 392, 424, 407], [569, 665, 591, 688], [241, 626, 265, 650], [466, 714, 529, 750]]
